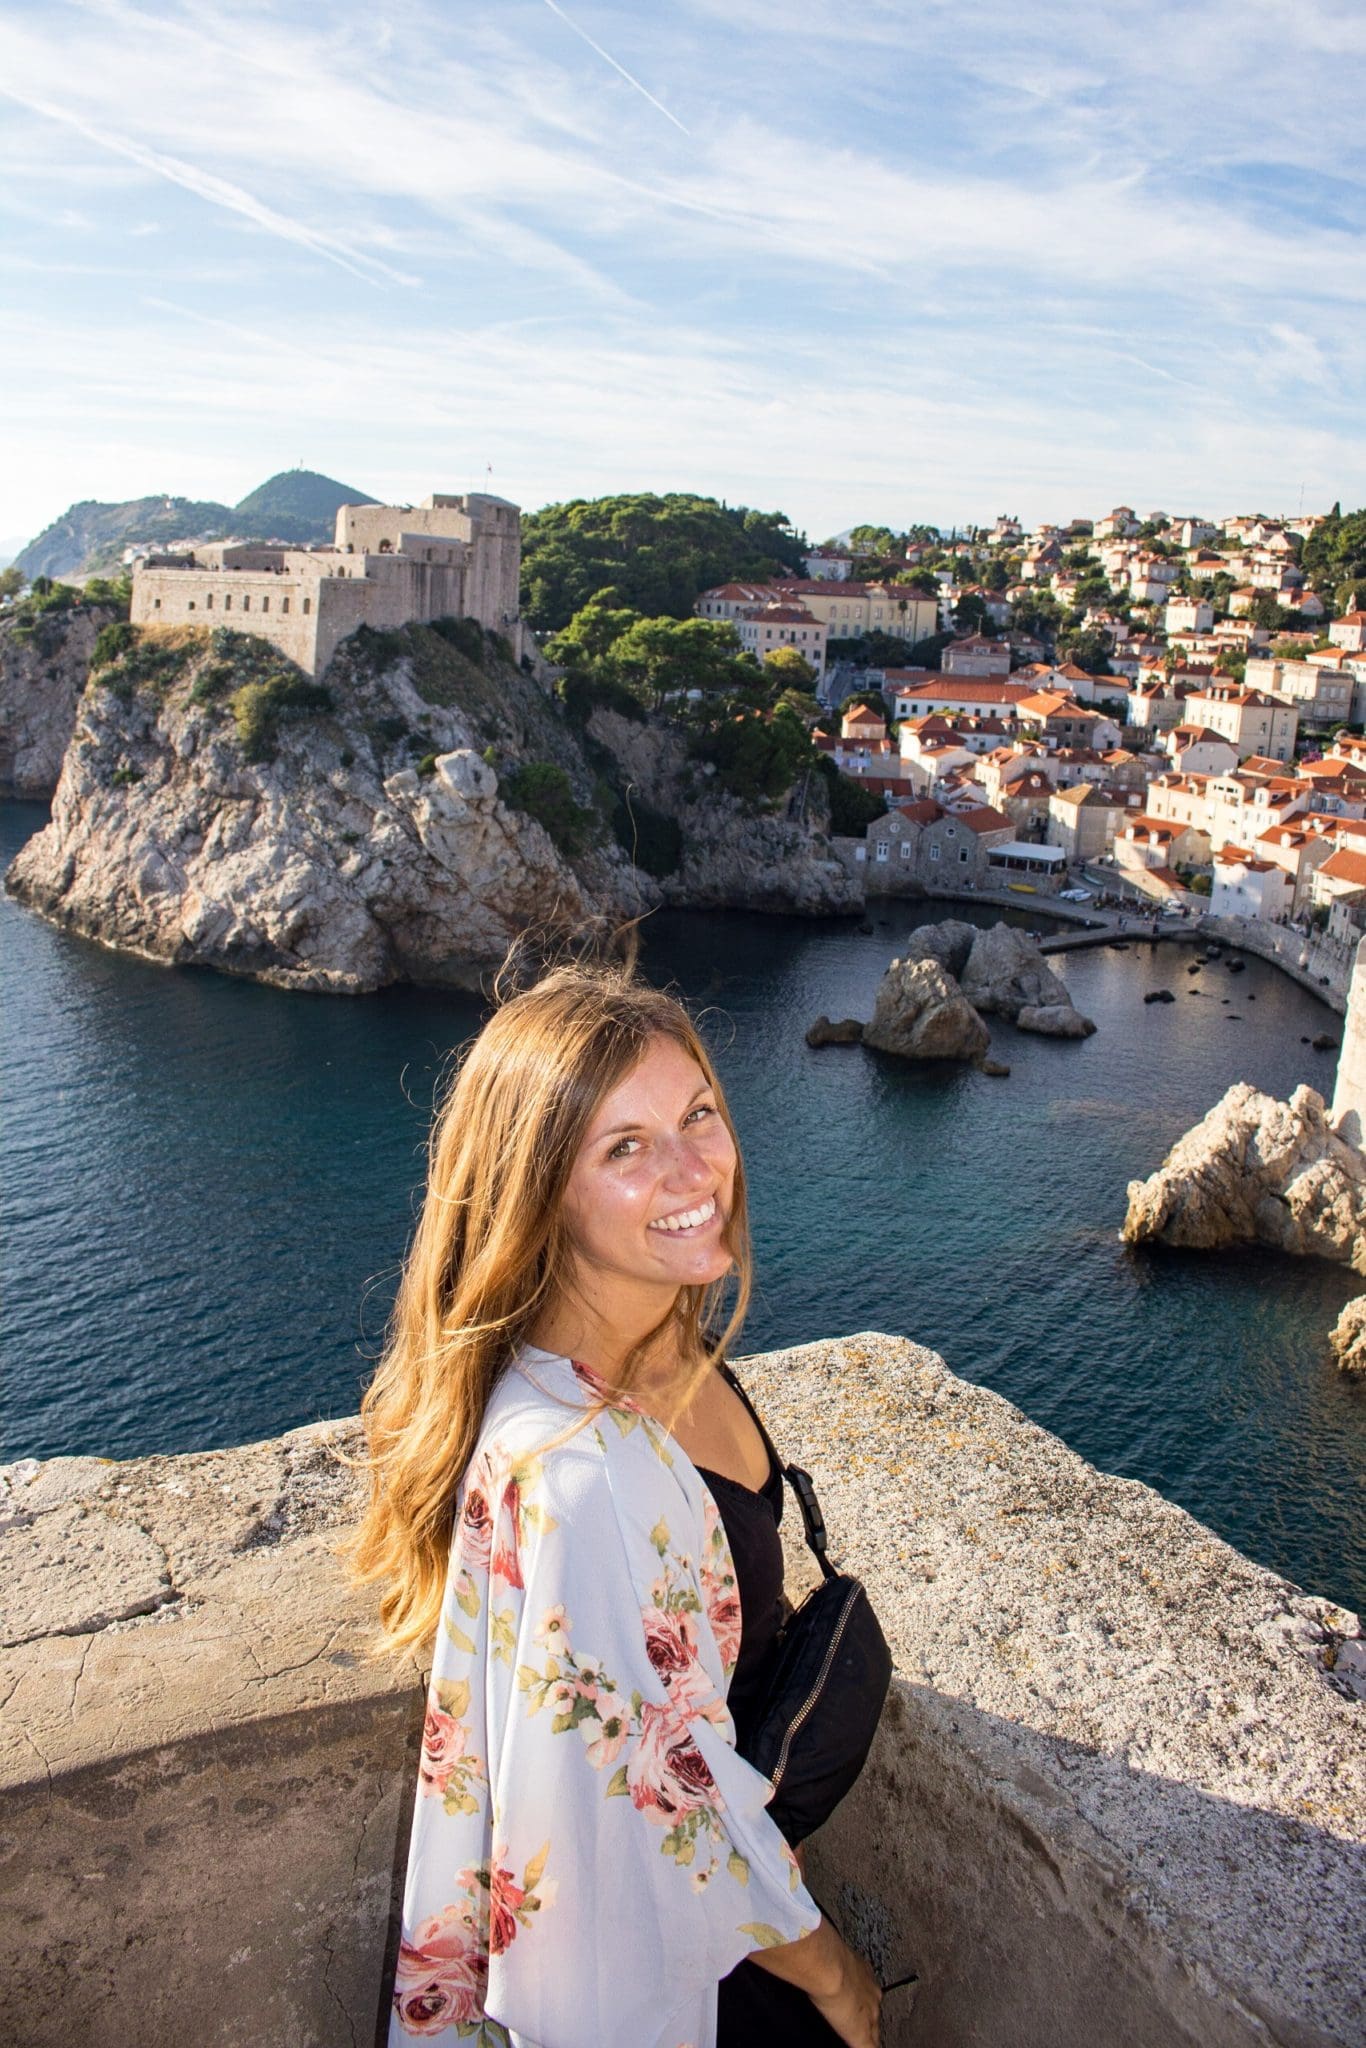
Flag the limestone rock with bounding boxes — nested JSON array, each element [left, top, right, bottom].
[[0, 602, 120, 796], [4, 630, 661, 994], [1123, 1081, 1366, 1273], [1329, 1295, 1366, 1375], [805, 1015, 864, 1047], [961, 920, 1089, 1025], [864, 956, 990, 1062], [1016, 1003, 1097, 1038], [896, 918, 978, 980], [980, 1057, 1011, 1077]]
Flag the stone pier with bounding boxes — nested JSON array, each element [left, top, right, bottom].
[[2, 1335, 1363, 2047]]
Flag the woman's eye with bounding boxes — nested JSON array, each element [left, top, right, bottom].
[[607, 1137, 639, 1160], [684, 1103, 715, 1127]]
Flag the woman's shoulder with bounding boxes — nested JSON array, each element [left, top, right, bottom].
[[476, 1347, 695, 1520]]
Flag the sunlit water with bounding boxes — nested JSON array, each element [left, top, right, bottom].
[[2, 801, 1362, 1611]]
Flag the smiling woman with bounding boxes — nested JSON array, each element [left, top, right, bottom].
[[348, 950, 883, 2047]]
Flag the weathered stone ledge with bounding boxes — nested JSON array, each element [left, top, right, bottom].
[[2, 1335, 1362, 2047]]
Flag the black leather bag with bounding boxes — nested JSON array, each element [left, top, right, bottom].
[[740, 1460, 892, 1846]]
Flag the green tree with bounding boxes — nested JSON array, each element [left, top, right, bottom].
[[0, 566, 22, 600], [500, 761, 597, 856], [762, 645, 817, 692], [1250, 591, 1289, 632], [691, 701, 813, 804], [848, 524, 898, 557], [520, 494, 805, 631], [1058, 627, 1113, 675], [612, 615, 751, 705], [815, 755, 886, 834], [953, 591, 990, 634]]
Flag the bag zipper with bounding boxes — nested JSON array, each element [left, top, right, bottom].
[[769, 1584, 861, 1795]]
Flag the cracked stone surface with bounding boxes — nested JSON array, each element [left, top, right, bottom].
[[2, 1341, 1363, 2048]]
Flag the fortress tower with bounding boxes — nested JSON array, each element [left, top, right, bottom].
[[1331, 934, 1366, 1147]]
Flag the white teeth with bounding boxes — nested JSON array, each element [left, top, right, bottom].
[[648, 1197, 716, 1234]]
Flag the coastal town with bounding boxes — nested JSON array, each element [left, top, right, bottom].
[[690, 506, 1366, 996]]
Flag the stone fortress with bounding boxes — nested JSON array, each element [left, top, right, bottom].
[[129, 491, 523, 678]]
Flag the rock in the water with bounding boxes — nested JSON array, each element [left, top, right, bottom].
[[1187, 963, 1201, 975], [960, 922, 1093, 1031], [1228, 959, 1246, 974], [897, 919, 978, 981], [1144, 989, 1176, 1005], [806, 1015, 864, 1047], [1314, 1034, 1339, 1052], [980, 1058, 1011, 1077], [1015, 1003, 1096, 1039], [1123, 1081, 1366, 1274], [864, 957, 990, 1063], [1329, 1296, 1366, 1376]]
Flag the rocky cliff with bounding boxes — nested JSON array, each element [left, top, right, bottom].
[[0, 603, 120, 796], [1123, 1081, 1366, 1273], [5, 622, 858, 993]]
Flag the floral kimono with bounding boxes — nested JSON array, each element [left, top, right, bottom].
[[389, 1344, 821, 2048]]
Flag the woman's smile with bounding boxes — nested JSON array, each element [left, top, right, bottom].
[[647, 1195, 719, 1235]]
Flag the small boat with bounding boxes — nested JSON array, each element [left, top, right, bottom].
[[1007, 883, 1037, 894]]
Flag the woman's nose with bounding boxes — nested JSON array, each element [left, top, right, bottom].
[[661, 1132, 712, 1185]]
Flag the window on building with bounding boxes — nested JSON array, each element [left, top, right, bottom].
[[224, 596, 231, 610], [303, 597, 311, 615], [243, 595, 251, 611], [262, 595, 270, 612], [282, 597, 290, 614], [205, 593, 213, 609], [959, 848, 970, 862], [900, 840, 911, 860], [153, 597, 161, 610], [876, 841, 889, 862], [930, 843, 941, 860], [187, 600, 196, 610]]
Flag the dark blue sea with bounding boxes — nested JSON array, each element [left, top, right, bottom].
[[2, 800, 1362, 1612]]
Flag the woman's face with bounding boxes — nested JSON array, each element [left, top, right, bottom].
[[560, 1035, 739, 1302]]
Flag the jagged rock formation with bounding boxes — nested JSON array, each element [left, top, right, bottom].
[[957, 920, 1093, 1030], [0, 603, 120, 796], [895, 917, 1096, 1042], [585, 706, 859, 917], [5, 625, 652, 993], [1329, 1296, 1366, 1376], [863, 956, 991, 1062], [5, 622, 859, 992], [1123, 1082, 1366, 1273]]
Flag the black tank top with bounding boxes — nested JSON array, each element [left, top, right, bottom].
[[695, 1365, 786, 1749]]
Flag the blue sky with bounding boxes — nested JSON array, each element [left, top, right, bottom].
[[2, 0, 1365, 558]]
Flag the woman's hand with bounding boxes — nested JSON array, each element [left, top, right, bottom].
[[809, 1939, 882, 2048]]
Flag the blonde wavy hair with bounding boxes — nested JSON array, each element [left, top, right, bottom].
[[348, 959, 752, 1657]]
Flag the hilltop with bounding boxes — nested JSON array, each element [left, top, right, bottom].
[[12, 469, 377, 583]]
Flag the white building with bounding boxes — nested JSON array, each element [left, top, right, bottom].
[[1210, 848, 1290, 921]]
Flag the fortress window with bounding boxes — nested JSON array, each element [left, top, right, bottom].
[[205, 593, 213, 609], [303, 598, 311, 615], [242, 595, 251, 611], [282, 597, 290, 613], [262, 596, 270, 611], [224, 595, 232, 610], [153, 597, 161, 610], [187, 600, 196, 610]]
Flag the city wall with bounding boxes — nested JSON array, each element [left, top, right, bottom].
[[1, 1334, 1361, 2048]]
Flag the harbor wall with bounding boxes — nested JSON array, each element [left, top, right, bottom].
[[1, 1335, 1362, 2048]]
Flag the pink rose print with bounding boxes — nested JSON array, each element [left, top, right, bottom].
[[456, 1482, 493, 1575], [488, 1861, 528, 1958], [641, 1603, 698, 1687], [627, 1698, 719, 1825], [417, 1702, 466, 1800], [392, 1906, 488, 2036], [707, 1592, 742, 1674], [491, 1476, 524, 1590]]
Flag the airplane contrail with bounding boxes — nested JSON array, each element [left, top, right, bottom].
[[540, 0, 690, 134]]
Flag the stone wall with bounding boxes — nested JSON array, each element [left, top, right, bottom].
[[2, 1335, 1361, 2047], [1331, 936, 1366, 1143]]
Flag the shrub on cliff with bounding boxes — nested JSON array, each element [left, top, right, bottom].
[[501, 761, 597, 857], [92, 620, 137, 669], [689, 701, 814, 804], [230, 672, 334, 764]]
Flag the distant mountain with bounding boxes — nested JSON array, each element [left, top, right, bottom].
[[232, 469, 378, 535], [13, 469, 378, 582]]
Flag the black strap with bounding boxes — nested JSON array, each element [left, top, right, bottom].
[[720, 1364, 836, 1580], [783, 1462, 837, 1581]]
